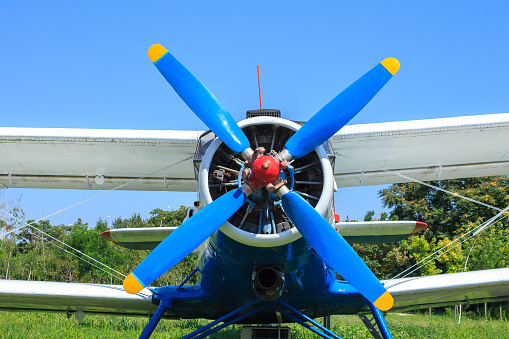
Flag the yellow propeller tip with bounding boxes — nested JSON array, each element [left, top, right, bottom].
[[373, 290, 394, 311], [123, 273, 144, 294], [381, 58, 400, 75], [148, 44, 168, 63]]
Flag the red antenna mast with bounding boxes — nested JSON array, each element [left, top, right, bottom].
[[257, 64, 262, 109]]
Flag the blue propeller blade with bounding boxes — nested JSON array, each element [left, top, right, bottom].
[[283, 58, 399, 159], [123, 187, 248, 294], [148, 44, 252, 157], [281, 191, 393, 310]]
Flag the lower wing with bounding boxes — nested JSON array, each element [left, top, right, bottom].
[[1, 267, 508, 317]]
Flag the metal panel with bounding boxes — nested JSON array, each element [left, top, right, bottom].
[[104, 221, 422, 251], [1, 268, 509, 317], [3, 113, 509, 191], [0, 128, 201, 191], [0, 279, 159, 317], [331, 113, 509, 187], [336, 221, 417, 236], [386, 267, 509, 311]]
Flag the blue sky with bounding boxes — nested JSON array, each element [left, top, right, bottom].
[[1, 2, 508, 226]]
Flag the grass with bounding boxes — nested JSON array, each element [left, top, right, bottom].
[[0, 310, 508, 338]]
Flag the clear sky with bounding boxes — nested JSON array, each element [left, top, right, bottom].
[[1, 1, 508, 227]]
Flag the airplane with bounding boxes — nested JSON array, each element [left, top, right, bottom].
[[1, 44, 509, 339]]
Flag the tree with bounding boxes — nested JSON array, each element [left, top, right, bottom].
[[400, 235, 441, 276], [0, 202, 198, 286], [464, 226, 509, 271], [351, 211, 410, 279], [380, 177, 509, 240], [380, 176, 509, 276], [111, 213, 146, 229], [148, 206, 189, 227]]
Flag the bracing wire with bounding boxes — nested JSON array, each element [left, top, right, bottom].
[[3, 155, 194, 237], [335, 152, 507, 213], [334, 151, 509, 283], [385, 206, 509, 286], [1, 215, 126, 279], [0, 155, 194, 281], [33, 231, 125, 282]]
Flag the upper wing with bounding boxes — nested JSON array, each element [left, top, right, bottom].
[[0, 128, 201, 191], [3, 113, 509, 191], [0, 279, 160, 318], [332, 113, 509, 187], [387, 267, 509, 311]]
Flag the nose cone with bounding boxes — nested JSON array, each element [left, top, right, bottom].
[[250, 155, 281, 189]]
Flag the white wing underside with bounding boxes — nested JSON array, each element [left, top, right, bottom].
[[0, 279, 157, 317], [1, 113, 508, 191], [387, 267, 509, 311], [331, 113, 509, 186], [0, 268, 507, 317], [0, 128, 201, 191]]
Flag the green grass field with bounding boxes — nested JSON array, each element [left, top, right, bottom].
[[0, 311, 507, 338]]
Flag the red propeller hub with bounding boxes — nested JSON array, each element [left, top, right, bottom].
[[246, 155, 281, 191]]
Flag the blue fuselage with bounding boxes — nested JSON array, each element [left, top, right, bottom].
[[154, 230, 367, 323]]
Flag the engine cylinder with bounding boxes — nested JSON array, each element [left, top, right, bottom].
[[198, 116, 335, 248]]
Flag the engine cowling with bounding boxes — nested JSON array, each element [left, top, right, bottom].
[[198, 116, 335, 248]]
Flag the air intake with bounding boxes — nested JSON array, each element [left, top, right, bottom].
[[246, 109, 281, 119]]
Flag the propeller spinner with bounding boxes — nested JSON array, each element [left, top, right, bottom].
[[124, 44, 399, 311]]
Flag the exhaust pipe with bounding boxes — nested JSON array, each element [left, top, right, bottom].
[[252, 266, 285, 301]]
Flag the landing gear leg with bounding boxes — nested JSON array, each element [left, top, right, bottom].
[[324, 315, 331, 330], [181, 299, 262, 339], [274, 300, 342, 339], [140, 302, 168, 339], [358, 303, 393, 339]]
